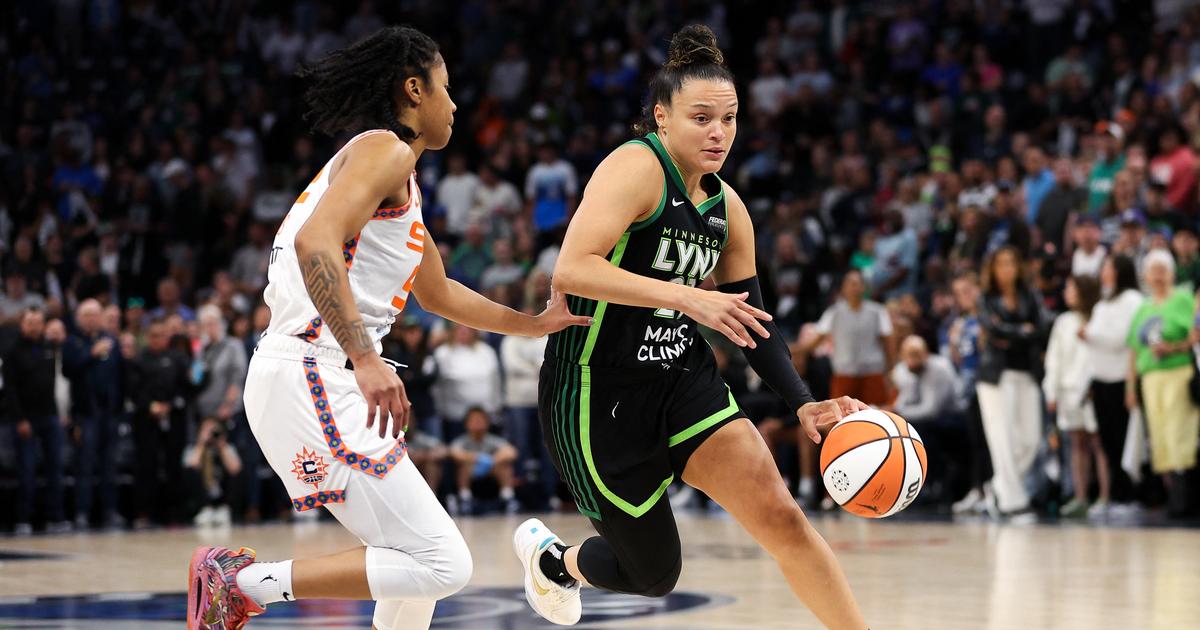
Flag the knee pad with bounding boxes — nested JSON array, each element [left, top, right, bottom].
[[434, 535, 474, 597]]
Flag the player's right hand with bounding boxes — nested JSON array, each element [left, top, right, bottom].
[[681, 290, 772, 349], [355, 355, 411, 439]]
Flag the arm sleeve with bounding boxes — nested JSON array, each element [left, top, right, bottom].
[[717, 276, 816, 411]]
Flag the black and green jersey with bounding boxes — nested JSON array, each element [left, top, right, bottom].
[[548, 132, 730, 368]]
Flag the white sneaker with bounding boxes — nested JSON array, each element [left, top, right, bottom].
[[1108, 502, 1142, 518], [193, 506, 215, 528], [982, 483, 1001, 519], [1087, 500, 1111, 520], [212, 504, 233, 528], [951, 488, 984, 514], [1006, 509, 1037, 526], [513, 518, 581, 626]]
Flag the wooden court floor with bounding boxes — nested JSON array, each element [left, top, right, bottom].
[[1, 510, 1198, 629]]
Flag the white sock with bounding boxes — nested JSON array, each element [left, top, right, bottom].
[[500, 487, 515, 500], [458, 488, 473, 500], [235, 559, 295, 606]]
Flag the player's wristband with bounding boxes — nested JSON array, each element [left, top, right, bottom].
[[716, 276, 816, 411]]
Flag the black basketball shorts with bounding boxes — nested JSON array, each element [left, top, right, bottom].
[[538, 347, 746, 521]]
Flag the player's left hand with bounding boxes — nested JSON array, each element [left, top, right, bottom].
[[535, 289, 592, 335], [797, 396, 870, 444]]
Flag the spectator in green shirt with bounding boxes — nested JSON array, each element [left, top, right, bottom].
[[1087, 122, 1125, 214], [1126, 249, 1199, 489]]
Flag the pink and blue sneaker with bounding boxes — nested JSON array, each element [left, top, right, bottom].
[[187, 546, 266, 629]]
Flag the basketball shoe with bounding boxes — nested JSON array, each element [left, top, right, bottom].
[[187, 546, 266, 629], [513, 518, 582, 625]]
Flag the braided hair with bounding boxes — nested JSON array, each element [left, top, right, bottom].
[[634, 25, 734, 135], [297, 26, 440, 142]]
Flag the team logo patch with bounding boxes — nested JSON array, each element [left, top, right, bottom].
[[291, 447, 330, 489]]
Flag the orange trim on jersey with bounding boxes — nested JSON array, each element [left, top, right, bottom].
[[372, 206, 409, 220], [371, 173, 420, 220], [293, 489, 346, 512], [302, 358, 407, 481], [342, 232, 361, 270]]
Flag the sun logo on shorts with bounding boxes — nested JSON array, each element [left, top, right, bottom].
[[291, 447, 330, 490]]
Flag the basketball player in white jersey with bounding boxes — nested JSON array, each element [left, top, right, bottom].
[[187, 26, 589, 630]]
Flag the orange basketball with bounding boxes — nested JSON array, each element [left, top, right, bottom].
[[819, 409, 927, 518]]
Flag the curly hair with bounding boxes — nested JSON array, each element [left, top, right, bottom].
[[296, 26, 440, 142], [633, 24, 735, 135]]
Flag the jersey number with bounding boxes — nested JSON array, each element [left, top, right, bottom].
[[654, 276, 697, 319], [391, 265, 421, 311]]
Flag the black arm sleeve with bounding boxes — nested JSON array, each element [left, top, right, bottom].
[[716, 276, 816, 411]]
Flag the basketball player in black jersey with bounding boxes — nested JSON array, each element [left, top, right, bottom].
[[512, 25, 868, 629]]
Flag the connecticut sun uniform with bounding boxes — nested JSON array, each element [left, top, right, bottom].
[[540, 132, 746, 521], [245, 129, 426, 512]]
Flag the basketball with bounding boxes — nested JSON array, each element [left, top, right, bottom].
[[820, 409, 927, 518]]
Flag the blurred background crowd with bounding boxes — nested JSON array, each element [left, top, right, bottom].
[[4, 0, 1200, 533]]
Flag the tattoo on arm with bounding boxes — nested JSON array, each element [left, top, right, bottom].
[[301, 251, 374, 357]]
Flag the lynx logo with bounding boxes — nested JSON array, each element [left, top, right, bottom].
[[650, 227, 723, 320], [0, 588, 731, 627], [707, 215, 727, 232]]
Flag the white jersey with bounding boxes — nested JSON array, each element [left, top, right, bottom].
[[264, 129, 426, 352]]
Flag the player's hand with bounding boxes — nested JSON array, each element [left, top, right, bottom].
[[1125, 387, 1138, 411], [681, 290, 771, 349], [535, 289, 593, 335], [15, 419, 32, 440], [1046, 400, 1057, 414], [355, 354, 411, 439], [797, 396, 870, 444]]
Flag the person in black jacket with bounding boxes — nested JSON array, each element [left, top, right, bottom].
[[382, 316, 440, 439], [128, 318, 192, 526], [2, 309, 69, 534], [63, 299, 124, 530], [975, 245, 1050, 521]]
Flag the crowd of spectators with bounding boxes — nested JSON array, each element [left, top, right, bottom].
[[5, 0, 1200, 532]]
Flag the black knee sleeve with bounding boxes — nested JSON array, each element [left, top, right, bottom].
[[637, 552, 681, 597], [577, 535, 682, 598]]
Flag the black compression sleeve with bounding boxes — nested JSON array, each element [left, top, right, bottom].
[[717, 276, 816, 411]]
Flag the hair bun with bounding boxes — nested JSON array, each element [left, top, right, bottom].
[[665, 24, 724, 69]]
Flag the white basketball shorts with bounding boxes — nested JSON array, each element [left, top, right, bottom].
[[244, 334, 408, 512]]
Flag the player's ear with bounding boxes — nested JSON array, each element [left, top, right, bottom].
[[653, 102, 667, 131], [401, 76, 422, 106]]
